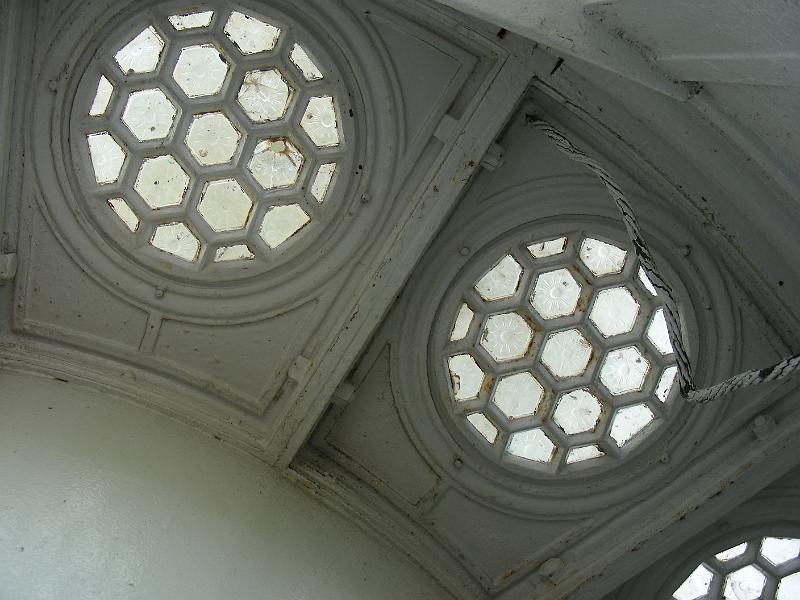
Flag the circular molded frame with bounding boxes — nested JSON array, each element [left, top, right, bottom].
[[392, 178, 738, 517], [30, 0, 393, 319]]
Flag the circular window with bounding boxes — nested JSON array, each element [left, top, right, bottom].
[[672, 536, 800, 599], [438, 231, 682, 474], [73, 5, 352, 276]]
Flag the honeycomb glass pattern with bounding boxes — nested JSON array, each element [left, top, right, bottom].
[[442, 232, 683, 473], [672, 536, 800, 600], [80, 7, 349, 268]]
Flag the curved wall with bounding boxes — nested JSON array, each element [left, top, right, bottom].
[[0, 369, 449, 600]]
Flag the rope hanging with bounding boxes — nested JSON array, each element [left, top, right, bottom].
[[530, 119, 800, 404]]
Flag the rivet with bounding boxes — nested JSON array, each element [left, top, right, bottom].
[[682, 245, 691, 257], [539, 557, 564, 579], [453, 457, 463, 469], [360, 192, 370, 204], [48, 79, 59, 92], [459, 246, 471, 257], [154, 287, 166, 298]]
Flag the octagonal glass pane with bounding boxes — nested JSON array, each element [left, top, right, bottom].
[[259, 204, 310, 249], [579, 237, 626, 277], [115, 26, 164, 74], [541, 329, 593, 379], [609, 403, 654, 446], [237, 69, 292, 122], [185, 112, 240, 165], [134, 155, 189, 209], [466, 413, 498, 443], [479, 312, 533, 362], [248, 138, 304, 190], [673, 564, 714, 600], [301, 96, 340, 147], [173, 44, 228, 97], [507, 429, 555, 463], [590, 286, 640, 337], [474, 255, 522, 301], [122, 88, 176, 141], [761, 537, 800, 566], [197, 179, 253, 232], [553, 389, 602, 435], [723, 565, 766, 600], [778, 573, 800, 600], [600, 346, 649, 395], [448, 354, 484, 401], [531, 268, 582, 319], [150, 222, 200, 261], [224, 11, 280, 54], [647, 308, 674, 355], [492, 372, 543, 419]]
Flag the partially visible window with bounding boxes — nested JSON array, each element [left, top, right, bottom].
[[673, 536, 800, 599]]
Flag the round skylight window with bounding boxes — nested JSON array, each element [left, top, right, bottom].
[[74, 5, 352, 273], [672, 536, 800, 599], [440, 232, 682, 474]]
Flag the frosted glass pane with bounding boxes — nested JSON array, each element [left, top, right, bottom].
[[474, 255, 522, 301], [215, 245, 254, 262], [778, 572, 800, 600], [673, 564, 713, 600], [198, 179, 253, 232], [447, 354, 484, 401], [531, 268, 581, 319], [450, 303, 474, 341], [258, 204, 310, 248], [507, 429, 555, 463], [647, 308, 674, 355], [107, 198, 139, 232], [638, 266, 658, 295], [553, 389, 602, 434], [723, 565, 765, 600], [224, 11, 280, 54], [237, 69, 291, 121], [248, 138, 304, 189], [566, 445, 604, 464], [150, 222, 200, 261], [600, 346, 649, 395], [290, 43, 323, 80], [528, 237, 566, 258], [89, 76, 113, 116], [761, 537, 800, 566], [590, 286, 639, 337], [466, 413, 497, 443], [186, 113, 240, 165], [134, 155, 189, 209], [173, 44, 228, 97], [716, 542, 748, 561], [609, 403, 654, 446], [492, 372, 543, 419], [479, 312, 532, 362], [122, 88, 176, 141], [541, 329, 593, 379], [169, 11, 213, 30], [115, 26, 164, 74], [301, 96, 340, 147], [656, 366, 677, 402], [310, 163, 336, 202], [87, 133, 125, 184], [579, 237, 626, 277]]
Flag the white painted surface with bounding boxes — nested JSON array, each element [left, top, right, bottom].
[[0, 370, 448, 600]]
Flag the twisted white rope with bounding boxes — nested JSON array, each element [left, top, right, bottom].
[[530, 119, 800, 403]]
